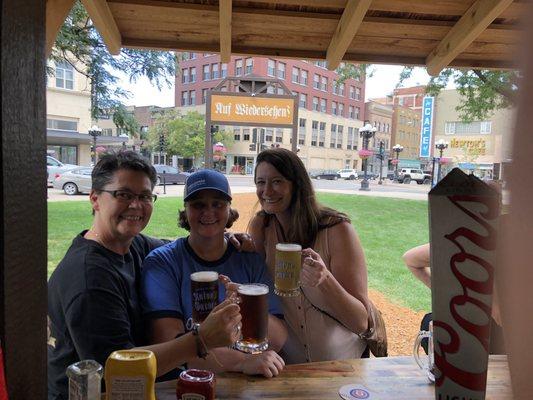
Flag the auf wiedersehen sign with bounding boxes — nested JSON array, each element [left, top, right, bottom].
[[419, 96, 435, 158], [209, 94, 295, 126]]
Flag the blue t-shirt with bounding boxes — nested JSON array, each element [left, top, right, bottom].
[[141, 237, 282, 325]]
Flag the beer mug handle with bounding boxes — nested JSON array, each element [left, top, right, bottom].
[[413, 331, 431, 371]]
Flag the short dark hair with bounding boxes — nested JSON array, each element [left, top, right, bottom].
[[178, 207, 239, 231], [92, 151, 157, 191]]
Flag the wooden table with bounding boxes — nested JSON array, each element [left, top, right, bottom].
[[157, 355, 512, 399]]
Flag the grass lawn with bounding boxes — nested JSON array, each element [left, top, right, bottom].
[[48, 194, 430, 311]]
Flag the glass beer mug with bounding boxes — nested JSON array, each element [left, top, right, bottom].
[[274, 243, 302, 297], [234, 283, 269, 354], [413, 320, 435, 383]]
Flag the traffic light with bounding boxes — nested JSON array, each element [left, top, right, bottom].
[[159, 134, 166, 149], [210, 125, 219, 135], [249, 143, 256, 151]]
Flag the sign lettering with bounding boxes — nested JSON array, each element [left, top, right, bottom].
[[419, 97, 435, 158]]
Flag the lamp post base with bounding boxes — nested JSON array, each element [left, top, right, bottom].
[[359, 179, 371, 191]]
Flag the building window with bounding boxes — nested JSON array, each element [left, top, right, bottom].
[[267, 59, 275, 76], [312, 97, 319, 111], [182, 68, 189, 84], [277, 87, 284, 95], [338, 103, 344, 117], [234, 128, 241, 141], [299, 93, 307, 108], [337, 125, 343, 149], [181, 91, 188, 106], [55, 60, 74, 89], [445, 121, 492, 135], [47, 118, 78, 131], [235, 59, 243, 76], [190, 67, 196, 83], [355, 107, 360, 120], [221, 64, 227, 78], [277, 62, 286, 79], [298, 118, 306, 145], [319, 122, 326, 147], [339, 83, 345, 96], [265, 129, 273, 142], [330, 124, 337, 148], [190, 52, 197, 59], [212, 63, 219, 79], [245, 58, 253, 75], [275, 129, 283, 143], [332, 101, 337, 116], [203, 64, 210, 80], [355, 87, 361, 100], [321, 76, 328, 92], [102, 128, 113, 136], [243, 128, 250, 141], [320, 98, 327, 113], [189, 90, 196, 105], [300, 70, 308, 86], [349, 86, 355, 99], [347, 127, 354, 149], [267, 86, 275, 94], [313, 74, 320, 89], [202, 89, 208, 104], [292, 67, 299, 83], [311, 120, 319, 146]]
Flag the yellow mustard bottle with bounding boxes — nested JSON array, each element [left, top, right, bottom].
[[105, 349, 156, 400]]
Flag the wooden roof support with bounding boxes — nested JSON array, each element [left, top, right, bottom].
[[46, 0, 76, 57], [219, 0, 232, 63], [426, 0, 514, 76], [326, 0, 373, 71], [81, 0, 122, 55]]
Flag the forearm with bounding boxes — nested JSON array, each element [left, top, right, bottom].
[[267, 316, 287, 352], [139, 333, 198, 377], [318, 273, 368, 334], [188, 347, 248, 373]]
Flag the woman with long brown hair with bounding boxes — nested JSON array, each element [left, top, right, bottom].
[[248, 148, 370, 363]]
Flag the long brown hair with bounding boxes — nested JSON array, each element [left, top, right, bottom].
[[254, 148, 349, 248]]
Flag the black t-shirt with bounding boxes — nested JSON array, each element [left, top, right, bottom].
[[47, 232, 166, 400]]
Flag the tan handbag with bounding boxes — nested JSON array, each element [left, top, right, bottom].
[[359, 300, 388, 357]]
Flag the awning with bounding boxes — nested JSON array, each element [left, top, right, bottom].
[[47, 129, 127, 146]]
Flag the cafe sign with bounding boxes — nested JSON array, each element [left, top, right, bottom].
[[450, 138, 486, 155], [209, 94, 296, 127]]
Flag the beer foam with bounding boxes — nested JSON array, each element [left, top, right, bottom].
[[237, 284, 269, 296], [190, 271, 219, 282], [275, 243, 302, 251]]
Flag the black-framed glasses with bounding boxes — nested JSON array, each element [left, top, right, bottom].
[[99, 189, 157, 204]]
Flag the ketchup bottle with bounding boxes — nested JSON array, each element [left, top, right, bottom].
[[176, 369, 215, 400]]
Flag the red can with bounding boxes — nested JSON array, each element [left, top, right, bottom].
[[176, 369, 215, 400]]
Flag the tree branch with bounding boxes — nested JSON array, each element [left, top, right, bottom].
[[472, 69, 517, 106]]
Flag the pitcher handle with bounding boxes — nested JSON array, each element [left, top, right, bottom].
[[413, 331, 431, 371]]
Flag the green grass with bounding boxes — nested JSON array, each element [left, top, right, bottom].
[[48, 194, 431, 312]]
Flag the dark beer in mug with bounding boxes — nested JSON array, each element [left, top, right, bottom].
[[190, 271, 219, 325], [234, 283, 269, 354], [274, 243, 302, 297]]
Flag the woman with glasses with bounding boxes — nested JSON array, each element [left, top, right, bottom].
[[48, 152, 241, 400], [141, 169, 287, 378]]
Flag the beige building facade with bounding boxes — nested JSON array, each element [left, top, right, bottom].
[[391, 105, 421, 160], [434, 89, 514, 180], [364, 101, 393, 176]]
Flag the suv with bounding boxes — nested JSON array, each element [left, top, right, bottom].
[[47, 156, 78, 186], [397, 168, 431, 184], [337, 169, 358, 180]]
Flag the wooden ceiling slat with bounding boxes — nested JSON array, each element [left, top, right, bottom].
[[426, 0, 514, 75], [219, 0, 232, 63], [326, 0, 372, 70], [82, 0, 122, 54]]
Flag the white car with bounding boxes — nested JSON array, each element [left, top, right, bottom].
[[47, 156, 78, 186], [337, 169, 358, 180], [53, 167, 93, 195]]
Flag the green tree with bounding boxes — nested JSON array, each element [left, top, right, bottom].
[[112, 104, 140, 138], [49, 1, 176, 120]]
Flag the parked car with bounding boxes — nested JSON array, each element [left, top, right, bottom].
[[53, 167, 93, 195], [311, 170, 341, 180], [357, 171, 378, 180], [337, 169, 358, 180], [397, 168, 431, 184], [47, 155, 78, 186], [153, 164, 190, 185]]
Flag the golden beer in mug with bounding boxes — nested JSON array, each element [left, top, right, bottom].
[[274, 243, 302, 297]]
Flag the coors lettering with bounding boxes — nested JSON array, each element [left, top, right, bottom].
[[429, 169, 500, 400]]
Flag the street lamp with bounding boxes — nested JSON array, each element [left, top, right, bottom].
[[358, 123, 377, 191], [392, 144, 404, 181], [378, 140, 385, 185], [88, 125, 102, 165], [435, 139, 449, 182]]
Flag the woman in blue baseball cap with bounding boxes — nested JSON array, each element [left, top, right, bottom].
[[141, 169, 287, 378]]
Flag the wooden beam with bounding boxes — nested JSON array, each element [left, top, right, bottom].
[[219, 0, 232, 63], [81, 0, 122, 55], [326, 0, 372, 70], [46, 0, 76, 57], [426, 0, 513, 76]]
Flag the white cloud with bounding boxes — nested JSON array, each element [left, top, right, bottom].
[[117, 73, 175, 108]]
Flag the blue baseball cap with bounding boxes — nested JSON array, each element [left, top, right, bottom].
[[184, 169, 232, 202]]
